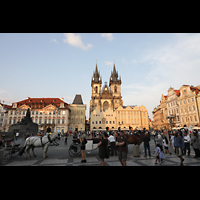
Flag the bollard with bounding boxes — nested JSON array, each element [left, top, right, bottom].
[[133, 145, 140, 157]]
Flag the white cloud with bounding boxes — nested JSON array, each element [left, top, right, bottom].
[[105, 61, 113, 66], [101, 33, 114, 41], [123, 33, 200, 118], [143, 33, 200, 87], [63, 33, 92, 50], [51, 39, 58, 43]]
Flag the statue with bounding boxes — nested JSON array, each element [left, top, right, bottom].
[[17, 108, 33, 125], [8, 108, 38, 136]]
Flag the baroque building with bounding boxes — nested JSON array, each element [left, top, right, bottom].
[[4, 97, 70, 133], [152, 84, 200, 130], [178, 85, 200, 127], [90, 64, 149, 131]]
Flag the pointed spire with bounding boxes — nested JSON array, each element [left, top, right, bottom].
[[92, 62, 101, 84]]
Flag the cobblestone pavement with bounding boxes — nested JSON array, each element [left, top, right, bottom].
[[2, 136, 200, 166]]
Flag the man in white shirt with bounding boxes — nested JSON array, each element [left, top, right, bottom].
[[108, 133, 117, 156], [16, 132, 19, 141], [183, 131, 190, 156]]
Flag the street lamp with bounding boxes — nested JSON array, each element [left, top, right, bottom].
[[166, 115, 175, 132]]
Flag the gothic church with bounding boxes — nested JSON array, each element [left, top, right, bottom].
[[90, 64, 123, 115], [90, 64, 149, 131]]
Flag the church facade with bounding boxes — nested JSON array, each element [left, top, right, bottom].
[[90, 64, 149, 131]]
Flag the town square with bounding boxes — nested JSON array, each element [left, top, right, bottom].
[[1, 33, 200, 166]]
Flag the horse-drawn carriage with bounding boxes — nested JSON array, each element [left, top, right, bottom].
[[68, 138, 100, 157]]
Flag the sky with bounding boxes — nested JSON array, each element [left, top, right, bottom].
[[1, 33, 200, 120]]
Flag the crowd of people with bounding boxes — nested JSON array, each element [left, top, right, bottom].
[[71, 128, 200, 166], [14, 127, 200, 166]]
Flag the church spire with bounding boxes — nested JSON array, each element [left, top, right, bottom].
[[91, 63, 102, 86], [109, 63, 121, 86]]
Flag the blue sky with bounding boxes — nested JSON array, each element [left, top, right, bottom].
[[1, 33, 200, 119]]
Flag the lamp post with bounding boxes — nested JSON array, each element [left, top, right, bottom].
[[166, 115, 175, 133]]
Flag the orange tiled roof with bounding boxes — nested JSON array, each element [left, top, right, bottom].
[[174, 90, 180, 96], [13, 97, 69, 109]]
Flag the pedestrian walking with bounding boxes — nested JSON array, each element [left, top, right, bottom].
[[116, 131, 128, 166], [97, 132, 109, 166], [64, 132, 68, 145], [153, 144, 161, 165], [80, 134, 87, 163], [16, 132, 19, 141], [159, 144, 165, 164], [143, 132, 151, 157], [163, 134, 171, 155], [108, 133, 117, 156], [183, 131, 190, 156], [174, 132, 185, 166], [191, 131, 200, 158]]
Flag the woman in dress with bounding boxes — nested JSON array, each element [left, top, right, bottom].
[[80, 134, 87, 163], [97, 132, 109, 166]]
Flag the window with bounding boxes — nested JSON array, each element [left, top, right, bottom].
[[190, 116, 192, 122], [45, 119, 47, 124], [95, 86, 98, 93], [39, 119, 42, 124], [96, 121, 98, 124], [195, 116, 197, 121], [58, 119, 60, 124], [53, 111, 55, 115], [52, 119, 55, 124], [192, 98, 194, 102], [103, 101, 109, 111], [188, 99, 190, 103], [48, 119, 51, 124], [32, 111, 34, 115], [62, 119, 65, 124], [193, 105, 195, 110], [109, 121, 111, 124], [99, 121, 101, 124], [113, 121, 115, 124], [92, 121, 94, 124], [114, 86, 117, 93]]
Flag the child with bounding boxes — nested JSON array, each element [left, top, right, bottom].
[[159, 144, 165, 164], [153, 144, 161, 164]]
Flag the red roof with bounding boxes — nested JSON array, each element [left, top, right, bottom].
[[174, 90, 180, 96], [190, 86, 200, 95], [13, 97, 69, 109]]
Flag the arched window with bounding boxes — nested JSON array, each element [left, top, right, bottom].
[[103, 101, 109, 111], [115, 86, 117, 93], [94, 86, 98, 93]]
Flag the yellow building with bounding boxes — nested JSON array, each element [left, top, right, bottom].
[[90, 64, 149, 131]]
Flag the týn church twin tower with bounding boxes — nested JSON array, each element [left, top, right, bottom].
[[90, 64, 149, 131]]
